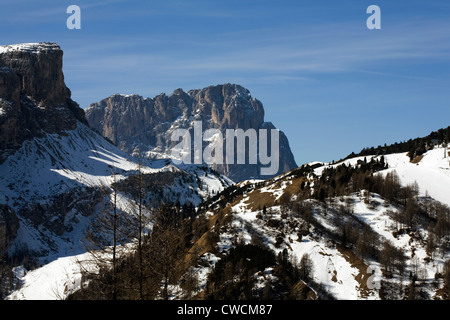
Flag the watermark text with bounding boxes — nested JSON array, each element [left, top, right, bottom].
[[170, 121, 280, 176]]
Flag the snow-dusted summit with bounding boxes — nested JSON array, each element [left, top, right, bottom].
[[0, 42, 60, 54]]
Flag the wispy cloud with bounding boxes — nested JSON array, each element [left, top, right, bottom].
[[106, 18, 447, 85], [0, 0, 134, 23], [61, 16, 450, 108]]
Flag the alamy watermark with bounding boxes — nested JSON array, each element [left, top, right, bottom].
[[366, 5, 381, 30], [66, 5, 81, 30], [366, 264, 382, 290], [66, 5, 380, 30], [170, 121, 280, 176]]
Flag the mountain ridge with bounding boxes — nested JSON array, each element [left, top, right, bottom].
[[344, 125, 450, 162], [85, 83, 298, 182]]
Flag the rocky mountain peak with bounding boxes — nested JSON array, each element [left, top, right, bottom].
[[186, 83, 264, 130], [86, 83, 297, 181], [1, 42, 66, 105], [0, 42, 87, 162]]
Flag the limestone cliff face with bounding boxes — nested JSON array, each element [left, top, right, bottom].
[[86, 84, 297, 181], [0, 43, 86, 162], [0, 43, 90, 253]]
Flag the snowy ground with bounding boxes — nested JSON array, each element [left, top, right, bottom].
[[382, 148, 450, 207], [219, 199, 372, 300], [316, 147, 450, 207], [7, 253, 91, 300]]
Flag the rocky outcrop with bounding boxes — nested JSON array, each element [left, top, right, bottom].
[[86, 84, 297, 181], [0, 43, 87, 163], [18, 186, 103, 236]]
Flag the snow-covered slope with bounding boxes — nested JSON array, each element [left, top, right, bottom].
[[313, 146, 450, 207], [382, 148, 450, 207], [1, 123, 135, 205], [1, 121, 233, 299], [184, 146, 450, 300]]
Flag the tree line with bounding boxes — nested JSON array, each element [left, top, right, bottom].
[[344, 125, 450, 161]]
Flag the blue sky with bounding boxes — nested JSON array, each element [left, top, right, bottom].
[[1, 0, 450, 165]]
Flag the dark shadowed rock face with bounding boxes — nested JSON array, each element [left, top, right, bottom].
[[0, 43, 87, 163], [0, 204, 19, 253], [86, 84, 298, 181]]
